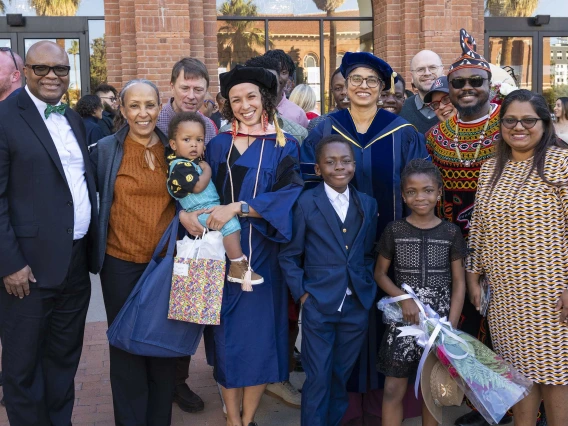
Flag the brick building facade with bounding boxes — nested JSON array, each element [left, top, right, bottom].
[[104, 0, 485, 103]]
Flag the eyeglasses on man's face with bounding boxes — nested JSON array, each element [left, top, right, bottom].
[[410, 65, 443, 76], [449, 76, 488, 89], [427, 94, 452, 111], [0, 47, 18, 71], [100, 96, 118, 103], [501, 117, 542, 129], [204, 99, 217, 110], [348, 75, 382, 88], [25, 64, 71, 77]]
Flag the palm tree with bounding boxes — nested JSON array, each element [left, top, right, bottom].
[[67, 40, 79, 91], [485, 0, 538, 66], [0, 1, 5, 14], [217, 0, 266, 69], [30, 0, 80, 16], [485, 0, 538, 17], [313, 0, 345, 110]]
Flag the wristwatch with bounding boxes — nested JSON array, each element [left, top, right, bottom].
[[239, 201, 250, 217]]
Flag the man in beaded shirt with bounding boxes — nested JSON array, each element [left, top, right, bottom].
[[425, 28, 506, 426], [426, 28, 500, 241]]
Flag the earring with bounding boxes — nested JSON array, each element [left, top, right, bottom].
[[262, 110, 269, 132], [437, 196, 441, 201], [377, 100, 384, 106]]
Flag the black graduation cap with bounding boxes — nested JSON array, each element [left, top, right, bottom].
[[220, 65, 278, 99]]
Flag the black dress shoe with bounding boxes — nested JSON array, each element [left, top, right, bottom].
[[0, 371, 3, 386], [248, 423, 258, 426], [455, 411, 512, 426], [174, 383, 204, 413]]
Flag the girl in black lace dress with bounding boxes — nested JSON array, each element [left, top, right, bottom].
[[374, 159, 467, 425]]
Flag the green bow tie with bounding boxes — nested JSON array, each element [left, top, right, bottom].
[[44, 103, 67, 119]]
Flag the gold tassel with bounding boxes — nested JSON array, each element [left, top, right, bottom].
[[273, 113, 286, 147], [390, 71, 398, 94], [241, 267, 253, 292]]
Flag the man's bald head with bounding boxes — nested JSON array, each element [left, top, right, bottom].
[[24, 40, 70, 105], [26, 40, 69, 66], [409, 50, 444, 98]]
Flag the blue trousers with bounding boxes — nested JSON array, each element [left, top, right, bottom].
[[301, 293, 369, 426]]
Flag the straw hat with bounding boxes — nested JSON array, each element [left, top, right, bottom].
[[421, 351, 465, 424]]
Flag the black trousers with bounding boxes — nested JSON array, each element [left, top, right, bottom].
[[100, 254, 176, 426], [0, 237, 90, 426]]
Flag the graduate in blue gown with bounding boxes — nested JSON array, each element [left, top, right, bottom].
[[300, 52, 428, 420], [201, 65, 303, 426]]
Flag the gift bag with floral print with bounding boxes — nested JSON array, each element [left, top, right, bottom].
[[168, 232, 226, 325]]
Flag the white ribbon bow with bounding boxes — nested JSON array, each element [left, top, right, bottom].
[[380, 284, 472, 397]]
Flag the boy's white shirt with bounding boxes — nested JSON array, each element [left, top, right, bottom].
[[323, 183, 352, 312]]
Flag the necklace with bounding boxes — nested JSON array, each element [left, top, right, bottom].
[[453, 107, 491, 167], [348, 107, 377, 134]]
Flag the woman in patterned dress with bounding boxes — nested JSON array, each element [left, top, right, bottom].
[[467, 90, 568, 426]]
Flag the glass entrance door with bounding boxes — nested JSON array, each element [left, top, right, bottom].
[[0, 17, 90, 101], [485, 17, 568, 105], [487, 35, 534, 90], [542, 36, 568, 106]]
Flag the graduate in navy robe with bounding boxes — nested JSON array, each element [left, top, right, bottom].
[[201, 65, 303, 426], [300, 52, 427, 422]]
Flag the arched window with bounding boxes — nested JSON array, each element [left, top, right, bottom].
[[304, 53, 318, 69]]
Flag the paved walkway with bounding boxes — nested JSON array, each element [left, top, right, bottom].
[[0, 275, 484, 426]]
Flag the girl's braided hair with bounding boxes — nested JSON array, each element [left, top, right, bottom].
[[401, 158, 443, 189]]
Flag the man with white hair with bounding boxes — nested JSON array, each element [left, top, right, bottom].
[[399, 50, 445, 134]]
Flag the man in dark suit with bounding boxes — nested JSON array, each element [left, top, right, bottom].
[[0, 40, 98, 426], [279, 135, 378, 426]]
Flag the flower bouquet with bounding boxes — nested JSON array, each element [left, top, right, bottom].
[[490, 82, 518, 105], [377, 284, 532, 425]]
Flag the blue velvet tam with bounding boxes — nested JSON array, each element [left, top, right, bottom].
[[220, 65, 278, 99], [340, 51, 398, 92]]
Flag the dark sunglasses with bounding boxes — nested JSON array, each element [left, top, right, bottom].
[[501, 117, 542, 129], [427, 94, 452, 111], [0, 47, 18, 71], [449, 77, 488, 89], [25, 64, 71, 77]]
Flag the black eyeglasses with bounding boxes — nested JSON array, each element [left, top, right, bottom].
[[25, 64, 71, 77], [427, 94, 452, 111], [501, 117, 542, 129], [0, 47, 18, 71], [348, 75, 382, 88], [100, 96, 118, 103], [449, 77, 488, 89]]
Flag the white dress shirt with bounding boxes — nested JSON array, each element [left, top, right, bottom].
[[324, 183, 352, 311], [26, 86, 91, 239]]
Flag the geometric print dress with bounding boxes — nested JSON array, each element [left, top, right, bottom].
[[467, 146, 568, 385]]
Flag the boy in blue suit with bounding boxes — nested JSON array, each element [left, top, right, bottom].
[[279, 135, 378, 426]]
